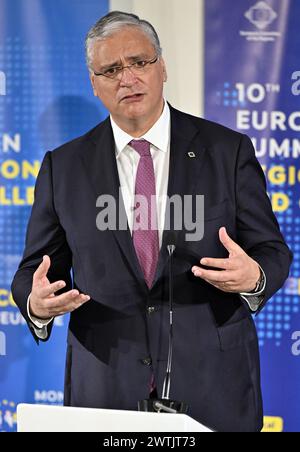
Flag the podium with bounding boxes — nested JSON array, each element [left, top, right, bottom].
[[17, 404, 213, 432]]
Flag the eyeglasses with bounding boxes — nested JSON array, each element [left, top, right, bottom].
[[93, 55, 159, 80]]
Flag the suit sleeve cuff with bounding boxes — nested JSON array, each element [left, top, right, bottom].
[[239, 265, 266, 313], [27, 294, 53, 339]]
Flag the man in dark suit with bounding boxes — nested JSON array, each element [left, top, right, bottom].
[[11, 11, 292, 432]]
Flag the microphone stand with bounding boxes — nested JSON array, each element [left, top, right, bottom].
[[138, 243, 188, 414]]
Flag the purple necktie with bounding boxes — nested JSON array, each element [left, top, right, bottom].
[[130, 139, 159, 289]]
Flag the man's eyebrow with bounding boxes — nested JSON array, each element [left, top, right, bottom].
[[127, 54, 151, 62], [99, 60, 122, 71], [99, 54, 151, 69]]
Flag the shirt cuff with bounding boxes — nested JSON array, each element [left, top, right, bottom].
[[239, 265, 266, 313], [27, 294, 53, 339]]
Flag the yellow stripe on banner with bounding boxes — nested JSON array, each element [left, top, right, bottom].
[[262, 417, 284, 432]]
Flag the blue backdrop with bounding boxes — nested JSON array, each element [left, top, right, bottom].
[[205, 0, 300, 432], [1, 0, 299, 433], [0, 0, 108, 432]]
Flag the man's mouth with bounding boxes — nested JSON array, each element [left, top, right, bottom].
[[121, 93, 145, 102]]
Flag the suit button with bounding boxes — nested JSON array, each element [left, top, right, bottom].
[[147, 306, 155, 314], [141, 357, 152, 366]]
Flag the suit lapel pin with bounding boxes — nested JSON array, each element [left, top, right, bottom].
[[188, 152, 196, 158]]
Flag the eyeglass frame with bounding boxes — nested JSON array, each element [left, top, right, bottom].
[[93, 55, 159, 80]]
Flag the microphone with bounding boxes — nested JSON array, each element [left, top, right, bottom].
[[138, 234, 188, 414], [161, 240, 175, 401]]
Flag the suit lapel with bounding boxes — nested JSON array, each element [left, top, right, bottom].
[[80, 108, 208, 291], [80, 118, 146, 287], [153, 107, 208, 286]]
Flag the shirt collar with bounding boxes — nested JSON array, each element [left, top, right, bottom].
[[110, 100, 170, 158]]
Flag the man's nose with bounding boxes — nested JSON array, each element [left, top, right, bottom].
[[119, 67, 138, 86]]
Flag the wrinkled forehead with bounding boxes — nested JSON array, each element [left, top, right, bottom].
[[91, 27, 156, 66]]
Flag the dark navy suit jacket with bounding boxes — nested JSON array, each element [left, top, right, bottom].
[[12, 106, 292, 432]]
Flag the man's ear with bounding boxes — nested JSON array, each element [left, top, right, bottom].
[[163, 68, 168, 83], [90, 73, 98, 97], [161, 58, 168, 83]]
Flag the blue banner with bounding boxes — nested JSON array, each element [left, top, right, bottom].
[[0, 0, 108, 432], [205, 0, 300, 432]]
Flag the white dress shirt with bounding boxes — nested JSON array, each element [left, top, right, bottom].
[[28, 101, 265, 338], [111, 101, 171, 248]]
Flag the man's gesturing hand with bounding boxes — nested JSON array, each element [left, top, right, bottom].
[[29, 255, 90, 320], [192, 227, 261, 293]]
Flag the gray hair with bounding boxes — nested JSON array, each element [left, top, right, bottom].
[[85, 11, 162, 72]]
